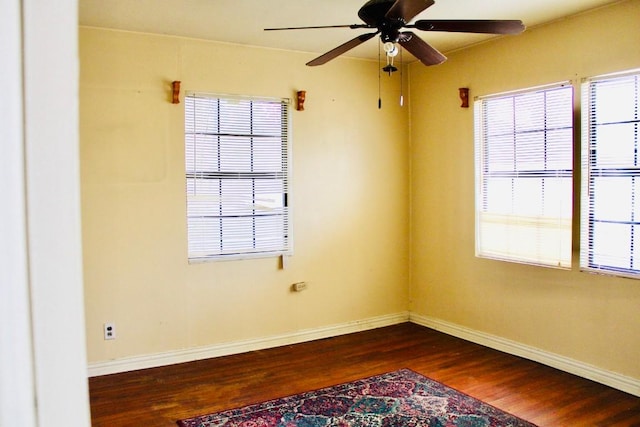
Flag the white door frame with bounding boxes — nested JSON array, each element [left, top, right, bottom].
[[0, 0, 37, 422], [1, 0, 91, 425]]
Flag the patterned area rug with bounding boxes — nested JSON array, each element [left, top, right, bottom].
[[177, 368, 537, 427]]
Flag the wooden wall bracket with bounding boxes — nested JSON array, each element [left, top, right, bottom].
[[296, 90, 306, 111], [459, 87, 469, 108], [172, 81, 181, 104]]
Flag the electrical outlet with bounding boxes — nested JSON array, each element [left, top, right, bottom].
[[292, 282, 308, 292], [104, 322, 116, 340]]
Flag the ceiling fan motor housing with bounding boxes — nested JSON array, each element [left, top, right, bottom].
[[359, 0, 406, 42], [381, 21, 406, 43], [358, 0, 397, 25]]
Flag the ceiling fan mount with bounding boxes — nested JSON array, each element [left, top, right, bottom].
[[379, 22, 405, 43], [265, 0, 525, 67]]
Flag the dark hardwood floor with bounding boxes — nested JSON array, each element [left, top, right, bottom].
[[88, 323, 640, 426]]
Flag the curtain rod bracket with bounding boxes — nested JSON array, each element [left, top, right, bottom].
[[459, 87, 469, 108], [172, 81, 181, 104]]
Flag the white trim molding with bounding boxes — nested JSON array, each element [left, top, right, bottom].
[[88, 311, 640, 398], [410, 313, 640, 397], [1, 1, 35, 424], [88, 312, 410, 377]]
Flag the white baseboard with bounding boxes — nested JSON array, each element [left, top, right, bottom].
[[87, 312, 410, 377], [410, 313, 640, 397], [88, 311, 640, 398]]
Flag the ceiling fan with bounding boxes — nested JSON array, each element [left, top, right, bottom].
[[265, 0, 525, 67]]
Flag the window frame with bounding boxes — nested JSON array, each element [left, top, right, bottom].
[[580, 69, 640, 279], [474, 81, 575, 269], [184, 92, 293, 263]]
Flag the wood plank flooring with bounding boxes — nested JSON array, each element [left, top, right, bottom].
[[88, 323, 640, 426]]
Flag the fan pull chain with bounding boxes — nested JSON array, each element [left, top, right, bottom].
[[378, 39, 382, 109], [400, 47, 404, 107]]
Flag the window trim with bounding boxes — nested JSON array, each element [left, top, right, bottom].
[[184, 91, 293, 263], [580, 68, 640, 279], [474, 81, 574, 269]]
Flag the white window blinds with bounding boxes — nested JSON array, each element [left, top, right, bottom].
[[185, 93, 291, 261], [475, 83, 574, 268], [581, 70, 640, 278]]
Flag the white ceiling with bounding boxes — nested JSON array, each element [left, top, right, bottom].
[[79, 0, 621, 63]]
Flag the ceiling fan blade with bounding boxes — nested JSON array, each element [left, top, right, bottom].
[[385, 0, 435, 23], [398, 32, 446, 66], [413, 19, 525, 34], [265, 24, 370, 31], [306, 32, 378, 66]]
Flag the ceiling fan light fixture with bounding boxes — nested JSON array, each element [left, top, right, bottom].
[[383, 41, 399, 57]]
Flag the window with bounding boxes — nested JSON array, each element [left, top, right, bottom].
[[474, 83, 574, 268], [185, 93, 291, 261], [581, 70, 640, 278]]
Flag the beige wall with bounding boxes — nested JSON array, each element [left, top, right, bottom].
[[409, 0, 640, 379], [81, 0, 640, 384], [80, 28, 410, 363]]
